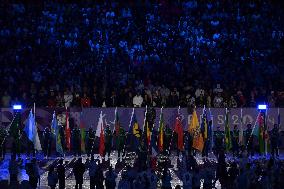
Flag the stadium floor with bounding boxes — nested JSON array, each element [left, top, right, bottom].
[[1, 151, 284, 189]]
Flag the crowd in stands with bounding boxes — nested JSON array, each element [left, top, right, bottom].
[[0, 0, 284, 108]]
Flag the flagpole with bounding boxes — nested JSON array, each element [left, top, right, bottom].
[[240, 108, 243, 146], [33, 103, 37, 155], [264, 107, 268, 156], [246, 111, 260, 151], [65, 106, 68, 156], [209, 108, 214, 153], [128, 108, 135, 129], [143, 105, 148, 133], [113, 107, 117, 133]]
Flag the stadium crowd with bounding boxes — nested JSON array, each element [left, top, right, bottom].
[[0, 0, 283, 108]]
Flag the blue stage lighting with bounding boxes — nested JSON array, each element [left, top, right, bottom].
[[258, 104, 267, 110], [13, 105, 22, 110]]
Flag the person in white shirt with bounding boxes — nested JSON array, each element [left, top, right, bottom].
[[133, 93, 143, 107], [213, 84, 223, 94], [64, 89, 73, 107]]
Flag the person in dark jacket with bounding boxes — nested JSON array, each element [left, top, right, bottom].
[[57, 159, 65, 189], [48, 166, 58, 189], [105, 166, 117, 189], [270, 124, 279, 158], [43, 127, 52, 158], [95, 164, 105, 189], [73, 158, 85, 189]]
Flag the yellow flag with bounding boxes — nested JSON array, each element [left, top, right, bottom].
[[189, 110, 204, 152], [189, 110, 199, 134]]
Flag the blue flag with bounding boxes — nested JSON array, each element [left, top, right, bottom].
[[51, 112, 63, 155], [24, 110, 42, 151]]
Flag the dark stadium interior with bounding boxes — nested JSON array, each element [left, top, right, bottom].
[[0, 1, 284, 189]]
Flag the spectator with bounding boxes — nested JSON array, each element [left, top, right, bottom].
[[0, 1, 283, 108], [2, 91, 11, 107], [213, 93, 223, 108], [81, 93, 91, 108], [56, 92, 65, 107], [64, 89, 73, 108], [133, 93, 143, 107]]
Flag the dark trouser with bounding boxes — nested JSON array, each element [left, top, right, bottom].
[[43, 140, 51, 157], [87, 140, 94, 157], [232, 141, 239, 157], [10, 174, 18, 186], [0, 142, 6, 158], [74, 141, 81, 157], [90, 176, 95, 189], [75, 182, 82, 189], [50, 186, 56, 189], [27, 141, 35, 157], [214, 145, 222, 158], [59, 179, 65, 189], [247, 140, 254, 157], [271, 142, 279, 158], [118, 147, 125, 159], [202, 140, 209, 157], [105, 143, 111, 157], [188, 143, 192, 156], [12, 141, 20, 159]]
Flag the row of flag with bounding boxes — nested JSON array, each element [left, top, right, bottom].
[[21, 107, 281, 156]]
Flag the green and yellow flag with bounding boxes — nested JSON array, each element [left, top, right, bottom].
[[225, 109, 232, 152]]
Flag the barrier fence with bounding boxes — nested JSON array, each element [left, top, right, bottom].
[[1, 107, 283, 131]]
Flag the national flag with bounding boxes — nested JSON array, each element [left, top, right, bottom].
[[239, 109, 244, 146], [51, 111, 63, 155], [65, 108, 71, 150], [158, 110, 165, 152], [112, 108, 121, 148], [99, 119, 105, 157], [114, 108, 120, 136], [253, 112, 265, 153], [129, 109, 141, 138], [189, 109, 204, 152], [146, 122, 151, 146], [95, 111, 105, 156], [263, 111, 269, 153], [79, 112, 86, 152], [96, 111, 104, 137], [174, 115, 184, 151], [142, 106, 150, 147], [24, 110, 42, 151], [200, 106, 208, 140], [224, 109, 232, 152]]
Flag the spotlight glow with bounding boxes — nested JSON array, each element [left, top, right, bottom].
[[258, 104, 267, 110], [13, 105, 22, 110]]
